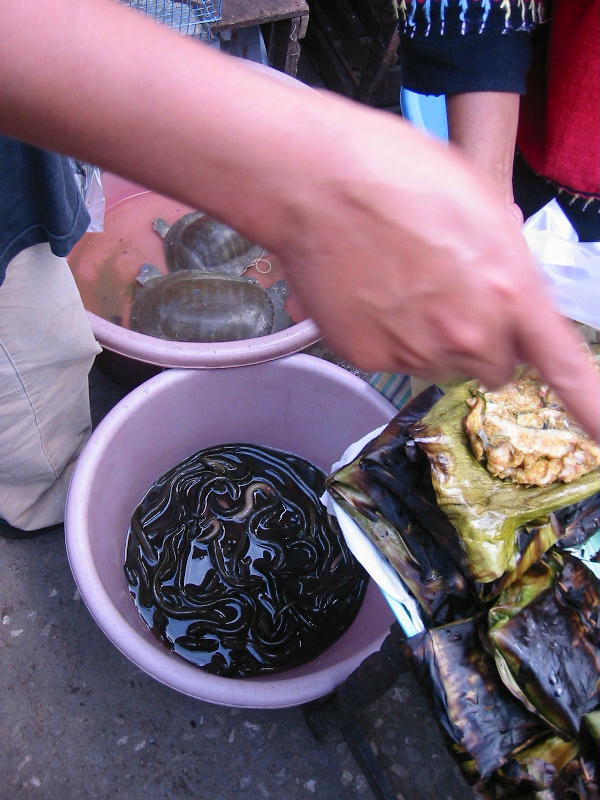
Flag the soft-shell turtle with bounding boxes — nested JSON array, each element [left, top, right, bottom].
[[130, 266, 291, 343], [153, 212, 264, 276]]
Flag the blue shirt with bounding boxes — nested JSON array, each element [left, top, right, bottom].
[[0, 135, 90, 286]]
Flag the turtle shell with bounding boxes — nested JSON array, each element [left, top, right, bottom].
[[130, 271, 275, 343], [158, 212, 264, 276]]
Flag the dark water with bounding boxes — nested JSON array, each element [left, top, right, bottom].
[[124, 443, 367, 677]]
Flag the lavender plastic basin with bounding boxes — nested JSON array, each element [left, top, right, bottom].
[[65, 355, 396, 708]]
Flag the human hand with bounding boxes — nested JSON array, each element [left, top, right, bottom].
[[260, 94, 599, 439], [508, 201, 524, 226]]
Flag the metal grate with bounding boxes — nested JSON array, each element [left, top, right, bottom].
[[118, 0, 222, 39]]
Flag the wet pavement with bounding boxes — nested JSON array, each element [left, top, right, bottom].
[[1, 362, 473, 800]]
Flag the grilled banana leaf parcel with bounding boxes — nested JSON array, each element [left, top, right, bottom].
[[477, 732, 599, 800], [404, 611, 599, 798], [327, 384, 582, 615], [410, 381, 600, 583], [402, 615, 545, 782], [328, 387, 482, 624], [547, 752, 599, 800], [488, 552, 600, 740], [583, 710, 600, 744], [554, 492, 600, 550], [480, 733, 579, 798], [476, 518, 560, 602]]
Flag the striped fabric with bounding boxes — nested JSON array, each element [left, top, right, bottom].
[[397, 0, 545, 37], [368, 371, 413, 409]]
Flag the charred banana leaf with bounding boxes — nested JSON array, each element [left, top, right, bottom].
[[402, 615, 545, 782], [328, 387, 482, 624], [476, 518, 561, 602], [554, 492, 600, 551], [476, 731, 600, 799], [488, 552, 600, 739], [330, 383, 599, 797], [477, 732, 579, 798], [544, 751, 599, 800], [404, 612, 599, 798], [583, 710, 600, 745], [328, 385, 563, 616], [410, 381, 600, 582]]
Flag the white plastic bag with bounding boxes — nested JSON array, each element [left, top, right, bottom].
[[522, 199, 600, 330], [71, 160, 105, 233], [322, 428, 425, 635]]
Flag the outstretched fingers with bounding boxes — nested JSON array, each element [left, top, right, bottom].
[[515, 296, 600, 441]]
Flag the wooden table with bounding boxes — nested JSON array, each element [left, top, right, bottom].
[[212, 0, 310, 76]]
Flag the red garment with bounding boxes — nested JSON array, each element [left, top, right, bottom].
[[518, 0, 600, 199]]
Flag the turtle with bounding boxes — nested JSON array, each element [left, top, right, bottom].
[[153, 212, 265, 276], [129, 265, 292, 343]]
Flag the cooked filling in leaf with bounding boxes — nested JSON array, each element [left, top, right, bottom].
[[464, 370, 600, 486]]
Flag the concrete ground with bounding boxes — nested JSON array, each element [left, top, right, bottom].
[[1, 363, 474, 800]]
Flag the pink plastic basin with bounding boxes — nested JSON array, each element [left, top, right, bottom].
[[68, 172, 321, 369], [65, 354, 396, 708], [68, 61, 321, 370]]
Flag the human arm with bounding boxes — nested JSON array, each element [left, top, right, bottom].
[[1, 0, 598, 438], [446, 91, 523, 220], [399, 0, 541, 219]]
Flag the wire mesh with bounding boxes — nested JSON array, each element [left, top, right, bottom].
[[118, 0, 222, 39]]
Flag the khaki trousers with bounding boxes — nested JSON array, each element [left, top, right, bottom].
[[0, 243, 101, 530]]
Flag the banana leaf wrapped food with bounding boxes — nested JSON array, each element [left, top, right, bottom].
[[328, 377, 600, 597], [402, 614, 546, 782], [327, 374, 600, 797], [583, 710, 600, 744], [401, 552, 599, 797], [488, 552, 600, 740], [479, 733, 598, 800], [327, 389, 597, 627], [328, 386, 483, 625], [554, 492, 600, 551], [410, 380, 600, 584]]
